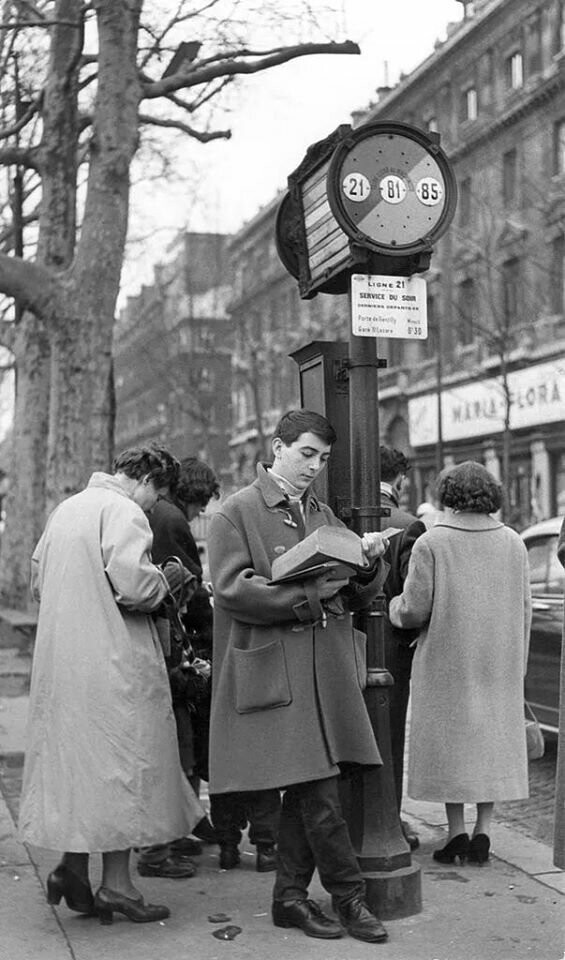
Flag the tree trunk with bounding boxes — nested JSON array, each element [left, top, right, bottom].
[[43, 0, 142, 509], [0, 317, 50, 607], [0, 0, 141, 603]]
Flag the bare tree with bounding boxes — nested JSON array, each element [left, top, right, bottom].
[[0, 0, 358, 606]]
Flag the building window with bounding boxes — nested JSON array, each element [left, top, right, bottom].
[[480, 49, 494, 108], [551, 234, 565, 314], [526, 14, 542, 76], [459, 176, 472, 226], [554, 1, 565, 55], [502, 258, 521, 330], [422, 293, 438, 359], [554, 119, 565, 174], [460, 86, 478, 122], [457, 278, 476, 346], [505, 51, 523, 89], [387, 339, 403, 368], [502, 148, 517, 206]]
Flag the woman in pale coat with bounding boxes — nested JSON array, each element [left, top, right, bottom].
[[389, 461, 531, 865], [19, 444, 203, 924]]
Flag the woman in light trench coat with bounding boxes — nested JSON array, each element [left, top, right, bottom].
[[18, 445, 203, 925], [390, 461, 531, 866]]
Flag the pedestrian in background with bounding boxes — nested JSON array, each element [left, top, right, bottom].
[[137, 456, 221, 880], [149, 456, 281, 874], [379, 446, 426, 851], [553, 516, 565, 868], [390, 460, 531, 865], [208, 409, 390, 944], [19, 445, 203, 925]]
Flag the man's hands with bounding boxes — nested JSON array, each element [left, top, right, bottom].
[[360, 531, 389, 561], [315, 574, 351, 599]]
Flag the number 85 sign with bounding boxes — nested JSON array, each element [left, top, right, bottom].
[[327, 121, 457, 257]]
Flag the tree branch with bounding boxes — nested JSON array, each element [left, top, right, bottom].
[[142, 40, 360, 99], [0, 93, 42, 142], [0, 253, 58, 318], [0, 143, 40, 171], [138, 112, 231, 142]]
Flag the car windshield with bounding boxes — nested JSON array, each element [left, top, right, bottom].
[[526, 533, 565, 595]]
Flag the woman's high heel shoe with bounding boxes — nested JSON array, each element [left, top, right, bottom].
[[93, 887, 170, 924], [432, 833, 470, 864], [468, 833, 490, 864], [46, 864, 95, 914]]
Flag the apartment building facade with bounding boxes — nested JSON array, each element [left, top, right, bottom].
[[226, 0, 565, 526], [359, 0, 565, 525], [113, 232, 233, 483]]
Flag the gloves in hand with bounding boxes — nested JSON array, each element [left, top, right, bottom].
[[162, 560, 197, 607]]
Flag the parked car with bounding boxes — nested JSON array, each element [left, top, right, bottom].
[[522, 516, 563, 736]]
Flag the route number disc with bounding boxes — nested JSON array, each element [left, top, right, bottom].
[[415, 177, 443, 206], [342, 172, 371, 202], [379, 174, 407, 205]]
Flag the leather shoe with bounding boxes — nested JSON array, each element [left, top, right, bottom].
[[46, 864, 95, 915], [219, 843, 240, 870], [272, 899, 343, 939], [402, 820, 420, 851], [137, 856, 196, 879], [336, 897, 388, 943], [94, 887, 170, 924], [256, 843, 277, 872]]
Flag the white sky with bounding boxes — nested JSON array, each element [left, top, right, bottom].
[[122, 0, 464, 297]]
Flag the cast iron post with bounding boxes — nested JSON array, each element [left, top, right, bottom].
[[346, 290, 421, 919]]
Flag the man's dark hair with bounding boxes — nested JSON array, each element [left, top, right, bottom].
[[112, 443, 180, 490], [380, 446, 410, 483], [175, 457, 220, 506], [436, 460, 502, 514], [273, 409, 337, 446]]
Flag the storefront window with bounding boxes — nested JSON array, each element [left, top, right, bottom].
[[508, 459, 532, 530], [553, 452, 565, 515]]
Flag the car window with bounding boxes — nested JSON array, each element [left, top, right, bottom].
[[525, 533, 565, 595]]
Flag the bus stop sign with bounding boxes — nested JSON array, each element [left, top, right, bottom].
[[327, 121, 457, 258]]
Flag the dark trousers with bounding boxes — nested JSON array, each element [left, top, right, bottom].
[[272, 776, 365, 906], [210, 788, 281, 847]]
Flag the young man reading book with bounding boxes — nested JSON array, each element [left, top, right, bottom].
[[208, 409, 390, 944]]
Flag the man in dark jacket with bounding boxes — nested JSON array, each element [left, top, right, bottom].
[[380, 446, 426, 851], [208, 410, 390, 944]]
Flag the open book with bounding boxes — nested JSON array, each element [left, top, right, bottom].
[[268, 524, 402, 585]]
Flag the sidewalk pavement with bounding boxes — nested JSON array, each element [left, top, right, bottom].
[[1, 688, 564, 960]]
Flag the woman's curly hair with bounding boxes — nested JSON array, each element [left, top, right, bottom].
[[175, 457, 220, 507], [435, 460, 502, 514]]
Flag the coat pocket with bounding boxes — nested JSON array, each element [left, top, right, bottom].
[[233, 639, 292, 713], [353, 629, 367, 689]]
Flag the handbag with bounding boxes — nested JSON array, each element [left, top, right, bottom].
[[525, 700, 545, 761]]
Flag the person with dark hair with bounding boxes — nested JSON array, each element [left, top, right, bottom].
[[390, 460, 531, 864], [208, 409, 390, 944], [135, 456, 220, 879], [149, 456, 281, 874], [19, 444, 204, 925], [379, 445, 425, 851]]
